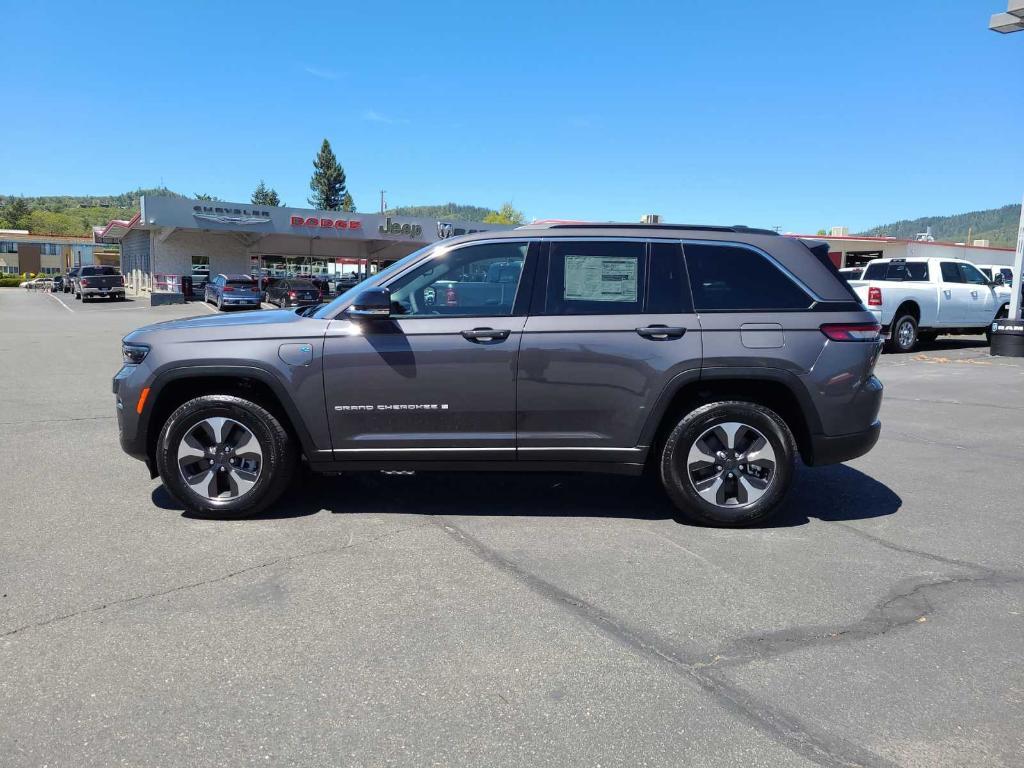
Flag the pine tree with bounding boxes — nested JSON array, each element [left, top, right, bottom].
[[308, 139, 349, 211], [0, 197, 31, 229], [341, 192, 355, 213], [251, 180, 282, 206]]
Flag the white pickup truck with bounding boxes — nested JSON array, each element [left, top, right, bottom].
[[848, 257, 1011, 352]]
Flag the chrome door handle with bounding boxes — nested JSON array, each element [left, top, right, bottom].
[[461, 328, 511, 342], [971, 290, 979, 297], [636, 325, 686, 340]]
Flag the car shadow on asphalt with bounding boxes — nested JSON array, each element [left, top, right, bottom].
[[151, 463, 901, 528]]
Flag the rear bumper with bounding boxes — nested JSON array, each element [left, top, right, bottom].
[[82, 287, 125, 297], [807, 420, 881, 466]]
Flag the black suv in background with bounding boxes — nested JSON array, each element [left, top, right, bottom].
[[114, 223, 883, 526]]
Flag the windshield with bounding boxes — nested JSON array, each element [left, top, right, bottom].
[[313, 244, 436, 319]]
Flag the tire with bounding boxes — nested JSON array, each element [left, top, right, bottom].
[[155, 395, 296, 519], [886, 313, 918, 353], [75, 291, 81, 301], [660, 401, 796, 527], [216, 296, 224, 311], [986, 305, 1009, 343]]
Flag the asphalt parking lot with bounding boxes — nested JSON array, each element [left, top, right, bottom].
[[2, 288, 1022, 768]]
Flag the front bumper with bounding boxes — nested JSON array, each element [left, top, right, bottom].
[[113, 365, 149, 462], [807, 420, 881, 466]]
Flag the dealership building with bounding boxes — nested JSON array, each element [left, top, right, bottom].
[[101, 195, 511, 292], [798, 230, 1017, 271]]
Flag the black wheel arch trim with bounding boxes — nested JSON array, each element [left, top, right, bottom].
[[142, 363, 322, 466], [638, 365, 824, 460]]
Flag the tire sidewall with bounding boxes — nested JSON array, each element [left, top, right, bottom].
[[156, 395, 292, 518], [889, 314, 918, 353], [660, 401, 795, 527]]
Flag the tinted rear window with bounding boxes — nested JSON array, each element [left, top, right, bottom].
[[862, 261, 929, 281], [288, 280, 317, 289], [81, 266, 120, 276], [227, 280, 255, 287], [684, 243, 812, 311]]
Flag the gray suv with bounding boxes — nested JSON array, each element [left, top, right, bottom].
[[114, 223, 883, 526]]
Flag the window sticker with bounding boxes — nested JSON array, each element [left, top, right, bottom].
[[563, 255, 638, 302]]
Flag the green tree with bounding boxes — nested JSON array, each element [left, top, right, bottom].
[[816, 228, 828, 236], [308, 139, 349, 211], [194, 193, 220, 201], [483, 202, 525, 226], [251, 180, 282, 207], [1, 197, 31, 229], [341, 191, 355, 212]]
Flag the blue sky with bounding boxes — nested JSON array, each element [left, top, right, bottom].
[[1, 0, 1021, 233]]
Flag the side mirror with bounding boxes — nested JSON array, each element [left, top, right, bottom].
[[993, 273, 1005, 286], [349, 287, 391, 318]]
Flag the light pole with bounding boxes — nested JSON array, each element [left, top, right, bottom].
[[988, 3, 1024, 355]]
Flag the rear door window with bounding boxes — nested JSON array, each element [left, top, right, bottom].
[[684, 243, 812, 311], [647, 242, 693, 313], [543, 240, 646, 315], [939, 262, 964, 283]]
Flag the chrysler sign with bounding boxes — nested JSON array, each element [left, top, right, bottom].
[[193, 205, 272, 225]]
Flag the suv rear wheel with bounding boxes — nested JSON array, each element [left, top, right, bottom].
[[155, 395, 296, 518], [659, 401, 796, 527]]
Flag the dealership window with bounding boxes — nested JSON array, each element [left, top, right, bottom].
[[684, 243, 813, 311], [0, 241, 17, 253]]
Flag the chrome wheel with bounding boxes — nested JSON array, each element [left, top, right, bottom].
[[897, 318, 915, 349], [177, 417, 263, 501], [686, 422, 777, 508]]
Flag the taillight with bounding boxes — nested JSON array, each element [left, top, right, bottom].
[[867, 287, 882, 306], [118, 275, 125, 286], [223, 286, 235, 292], [316, 291, 322, 301], [80, 278, 90, 287], [288, 291, 297, 299], [445, 286, 458, 306], [820, 323, 882, 341]]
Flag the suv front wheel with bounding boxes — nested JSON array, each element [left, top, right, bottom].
[[156, 395, 296, 518], [660, 401, 796, 527]]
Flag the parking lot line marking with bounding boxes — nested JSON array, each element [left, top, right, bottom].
[[46, 292, 74, 313]]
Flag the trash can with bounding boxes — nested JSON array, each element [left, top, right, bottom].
[[181, 274, 193, 301]]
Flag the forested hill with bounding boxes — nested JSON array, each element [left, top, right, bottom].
[[0, 188, 180, 236], [858, 203, 1021, 248], [386, 203, 495, 222]]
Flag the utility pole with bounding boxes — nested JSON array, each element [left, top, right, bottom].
[[987, 2, 1024, 355], [379, 189, 387, 214]]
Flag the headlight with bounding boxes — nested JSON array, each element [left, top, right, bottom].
[[122, 343, 150, 365]]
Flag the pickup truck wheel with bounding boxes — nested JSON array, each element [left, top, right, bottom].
[[887, 314, 918, 353], [660, 401, 796, 527], [156, 395, 296, 519]]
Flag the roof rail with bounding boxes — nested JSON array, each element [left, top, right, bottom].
[[523, 222, 779, 236]]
